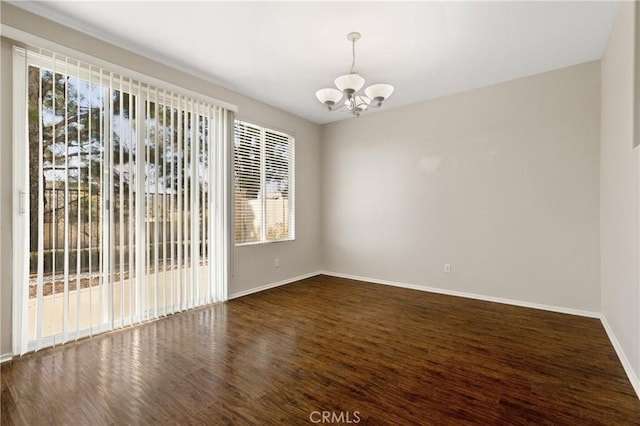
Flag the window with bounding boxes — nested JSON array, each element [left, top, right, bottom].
[[12, 46, 232, 355], [234, 120, 295, 245]]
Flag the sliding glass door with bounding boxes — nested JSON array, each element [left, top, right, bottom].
[[12, 47, 230, 355]]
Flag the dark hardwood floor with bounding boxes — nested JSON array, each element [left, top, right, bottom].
[[1, 274, 639, 425]]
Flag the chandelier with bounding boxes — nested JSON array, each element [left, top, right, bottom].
[[315, 32, 394, 118]]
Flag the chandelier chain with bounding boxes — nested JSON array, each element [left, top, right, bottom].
[[351, 38, 357, 74]]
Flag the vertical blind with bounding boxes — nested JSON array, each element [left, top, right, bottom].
[[234, 120, 295, 245], [12, 46, 231, 355]]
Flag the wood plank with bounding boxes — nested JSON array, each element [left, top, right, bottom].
[[1, 275, 639, 424]]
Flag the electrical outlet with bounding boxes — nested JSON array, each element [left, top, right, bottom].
[[444, 264, 451, 273], [275, 258, 280, 268]]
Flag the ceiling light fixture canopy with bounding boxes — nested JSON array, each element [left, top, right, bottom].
[[316, 32, 394, 118]]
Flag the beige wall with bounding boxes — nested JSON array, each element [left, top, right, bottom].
[[600, 2, 639, 382], [0, 3, 322, 356], [321, 61, 601, 312]]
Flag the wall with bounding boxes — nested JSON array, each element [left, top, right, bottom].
[[322, 61, 601, 313], [600, 1, 640, 387], [2, 4, 635, 392], [0, 3, 322, 356]]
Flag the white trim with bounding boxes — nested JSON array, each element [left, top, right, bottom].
[[12, 47, 30, 356], [320, 271, 601, 318], [0, 353, 13, 364], [228, 271, 321, 300], [223, 110, 233, 300], [601, 315, 640, 399], [235, 115, 296, 139], [1, 24, 238, 113]]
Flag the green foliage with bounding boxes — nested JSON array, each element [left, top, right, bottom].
[[28, 65, 214, 274]]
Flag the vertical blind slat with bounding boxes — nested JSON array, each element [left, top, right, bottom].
[[87, 65, 94, 337], [98, 67, 105, 335], [128, 82, 135, 326], [153, 90, 160, 318], [50, 53, 57, 347], [75, 60, 82, 338], [135, 83, 145, 325], [169, 97, 175, 313], [107, 71, 114, 330], [191, 106, 199, 309], [161, 91, 168, 316], [119, 74, 125, 328], [62, 55, 70, 343], [35, 53, 45, 350], [176, 97, 185, 310]]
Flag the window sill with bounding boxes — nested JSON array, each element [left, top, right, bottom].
[[235, 238, 295, 248]]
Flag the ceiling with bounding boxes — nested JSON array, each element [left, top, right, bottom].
[[11, 1, 619, 124]]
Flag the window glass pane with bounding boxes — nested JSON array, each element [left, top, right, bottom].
[[265, 130, 290, 241], [234, 122, 262, 244]]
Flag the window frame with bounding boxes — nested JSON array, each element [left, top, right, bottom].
[[233, 119, 295, 246]]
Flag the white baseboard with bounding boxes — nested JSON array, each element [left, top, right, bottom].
[[228, 271, 322, 300], [320, 270, 601, 318], [600, 316, 640, 399], [0, 353, 13, 364]]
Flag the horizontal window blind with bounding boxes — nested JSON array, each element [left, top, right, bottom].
[[264, 129, 294, 241], [234, 120, 295, 245], [234, 122, 263, 244], [12, 46, 230, 355]]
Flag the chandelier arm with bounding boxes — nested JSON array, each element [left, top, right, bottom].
[[364, 103, 381, 109], [354, 98, 372, 110], [330, 103, 349, 112]]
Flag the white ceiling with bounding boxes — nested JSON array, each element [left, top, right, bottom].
[[12, 1, 619, 124]]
